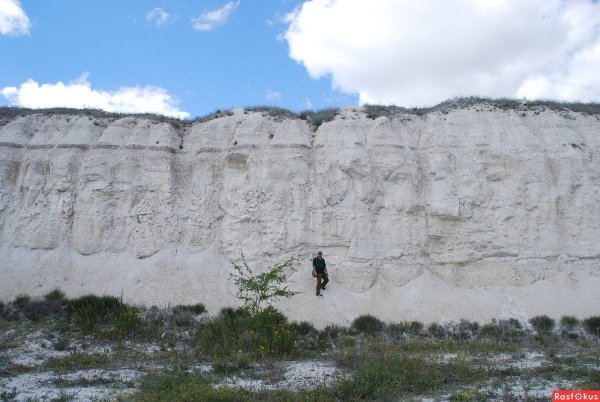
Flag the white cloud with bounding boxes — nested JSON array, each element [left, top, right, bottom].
[[284, 0, 600, 106], [146, 7, 171, 27], [518, 33, 600, 102], [265, 89, 282, 100], [0, 0, 31, 36], [0, 74, 190, 119], [192, 1, 240, 31]]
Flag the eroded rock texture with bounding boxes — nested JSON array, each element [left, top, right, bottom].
[[1, 104, 598, 325]]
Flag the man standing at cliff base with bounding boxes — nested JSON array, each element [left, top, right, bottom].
[[312, 251, 328, 296]]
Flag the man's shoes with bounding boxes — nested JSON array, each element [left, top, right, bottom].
[[321, 286, 326, 290], [316, 293, 323, 296]]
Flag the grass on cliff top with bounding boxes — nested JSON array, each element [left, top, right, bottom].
[[0, 106, 188, 127], [3, 97, 598, 129], [363, 97, 600, 119]]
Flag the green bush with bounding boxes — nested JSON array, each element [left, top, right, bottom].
[[196, 315, 238, 358], [479, 319, 523, 339], [388, 320, 424, 336], [192, 109, 234, 123], [23, 299, 65, 321], [449, 320, 480, 340], [290, 321, 316, 336], [299, 108, 340, 127], [319, 325, 349, 342], [583, 316, 600, 337], [242, 106, 340, 128], [427, 323, 447, 339], [8, 293, 65, 321], [113, 309, 142, 338], [174, 303, 206, 315], [529, 315, 556, 334], [244, 106, 297, 120], [67, 294, 141, 336], [230, 255, 297, 315], [44, 288, 66, 302], [162, 304, 207, 328], [136, 305, 200, 341], [220, 306, 249, 321], [479, 323, 502, 338], [12, 294, 30, 308], [196, 306, 296, 360], [507, 318, 523, 329], [364, 104, 408, 120], [560, 316, 579, 331], [352, 315, 385, 334], [167, 309, 197, 328]]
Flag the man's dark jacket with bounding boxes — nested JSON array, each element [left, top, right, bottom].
[[313, 257, 326, 273]]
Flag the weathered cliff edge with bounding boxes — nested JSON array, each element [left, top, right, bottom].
[[1, 101, 599, 326]]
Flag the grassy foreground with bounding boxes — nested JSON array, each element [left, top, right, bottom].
[[0, 291, 599, 401]]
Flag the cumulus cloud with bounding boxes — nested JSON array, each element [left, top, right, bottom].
[[192, 1, 240, 31], [284, 0, 600, 106], [0, 74, 190, 119], [146, 7, 171, 27], [0, 0, 31, 36]]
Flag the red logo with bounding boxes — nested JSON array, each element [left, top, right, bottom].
[[553, 391, 600, 401]]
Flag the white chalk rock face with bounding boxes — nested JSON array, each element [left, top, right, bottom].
[[0, 104, 599, 327]]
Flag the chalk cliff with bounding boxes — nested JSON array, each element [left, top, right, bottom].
[[1, 101, 599, 326]]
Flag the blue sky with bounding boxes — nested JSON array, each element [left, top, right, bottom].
[[1, 0, 600, 118], [0, 0, 357, 118]]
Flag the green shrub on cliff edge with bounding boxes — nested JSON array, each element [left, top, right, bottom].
[[299, 108, 340, 127]]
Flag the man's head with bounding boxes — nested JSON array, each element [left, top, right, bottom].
[[317, 251, 323, 257]]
